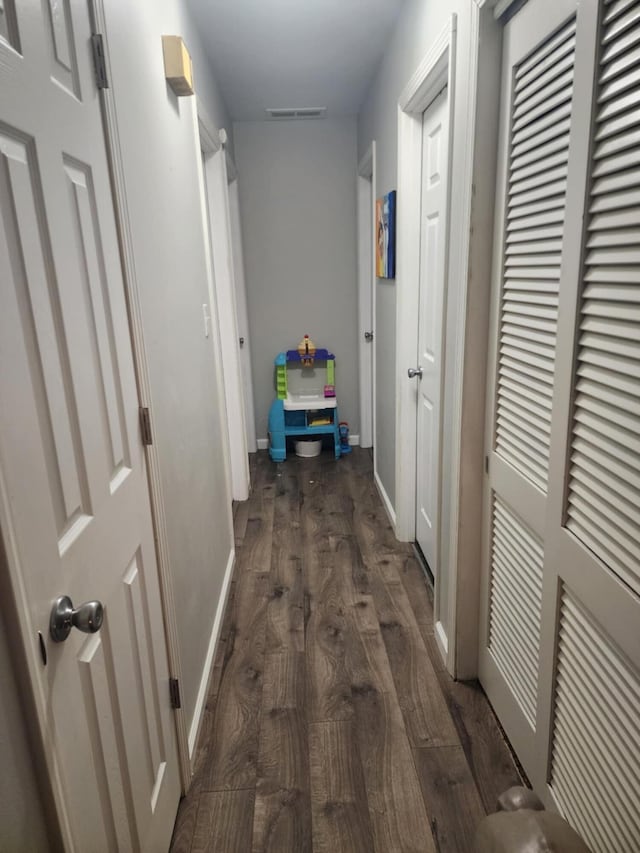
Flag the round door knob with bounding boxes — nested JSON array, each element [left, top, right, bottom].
[[407, 366, 423, 379], [50, 596, 104, 643]]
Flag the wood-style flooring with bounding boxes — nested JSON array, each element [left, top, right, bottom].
[[170, 449, 522, 853]]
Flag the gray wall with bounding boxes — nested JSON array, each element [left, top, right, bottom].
[[102, 0, 234, 734], [234, 118, 359, 440]]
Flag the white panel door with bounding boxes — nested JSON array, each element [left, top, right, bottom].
[[201, 148, 250, 501], [415, 89, 449, 576], [0, 4, 180, 850], [481, 0, 640, 848], [228, 179, 257, 453], [357, 170, 374, 449]]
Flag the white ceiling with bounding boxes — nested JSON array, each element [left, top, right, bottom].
[[185, 0, 406, 121]]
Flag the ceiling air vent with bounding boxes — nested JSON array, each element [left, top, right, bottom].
[[265, 107, 327, 120]]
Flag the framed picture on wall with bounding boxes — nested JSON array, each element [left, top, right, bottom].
[[375, 189, 396, 279]]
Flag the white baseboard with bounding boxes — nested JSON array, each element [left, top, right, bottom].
[[435, 619, 449, 666], [188, 547, 235, 760], [374, 470, 397, 527], [348, 434, 360, 446]]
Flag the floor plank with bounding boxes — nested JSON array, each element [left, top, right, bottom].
[[252, 652, 311, 852], [433, 674, 524, 813], [345, 593, 437, 853], [201, 567, 269, 792], [191, 789, 255, 853], [265, 469, 304, 655], [367, 568, 460, 749], [413, 745, 487, 853], [309, 720, 375, 853]]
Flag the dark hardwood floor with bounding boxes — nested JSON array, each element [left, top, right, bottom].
[[170, 449, 522, 853]]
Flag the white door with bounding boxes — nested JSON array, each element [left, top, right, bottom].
[[480, 0, 640, 848], [228, 178, 257, 454], [0, 4, 180, 850], [415, 89, 449, 576], [201, 147, 250, 501]]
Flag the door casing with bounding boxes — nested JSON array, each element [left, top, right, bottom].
[[395, 15, 456, 668], [198, 110, 251, 502], [357, 141, 377, 456]]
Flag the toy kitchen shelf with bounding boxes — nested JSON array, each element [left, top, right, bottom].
[[268, 348, 341, 461]]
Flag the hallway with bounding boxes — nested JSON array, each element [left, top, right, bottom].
[[170, 449, 522, 852]]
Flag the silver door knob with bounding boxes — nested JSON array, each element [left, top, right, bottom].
[[407, 366, 423, 379], [50, 596, 104, 643], [364, 331, 374, 341]]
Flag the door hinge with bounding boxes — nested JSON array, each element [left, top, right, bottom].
[[139, 407, 153, 446], [485, 455, 489, 474], [169, 677, 181, 709], [91, 34, 109, 89]]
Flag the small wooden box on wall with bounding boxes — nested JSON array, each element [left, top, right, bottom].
[[162, 35, 194, 96]]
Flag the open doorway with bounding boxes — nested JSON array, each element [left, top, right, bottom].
[[395, 17, 456, 669], [198, 118, 253, 501], [357, 142, 376, 460]]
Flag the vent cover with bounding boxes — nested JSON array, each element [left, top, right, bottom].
[[265, 107, 327, 120], [495, 17, 577, 492], [550, 589, 640, 852], [565, 0, 640, 596], [488, 496, 543, 727]]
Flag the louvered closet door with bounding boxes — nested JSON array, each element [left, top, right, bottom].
[[479, 0, 595, 773], [482, 0, 640, 848], [538, 0, 640, 847]]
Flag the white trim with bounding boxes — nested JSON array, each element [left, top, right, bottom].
[[198, 111, 251, 502], [225, 147, 238, 183], [399, 17, 454, 112], [188, 548, 235, 759], [358, 145, 373, 178], [371, 148, 378, 477], [92, 0, 191, 790], [493, 0, 525, 19], [348, 434, 360, 446], [447, 1, 501, 680], [357, 141, 375, 451], [435, 620, 449, 662], [227, 179, 257, 454], [395, 15, 457, 544], [445, 2, 483, 678], [196, 98, 222, 155], [375, 470, 397, 527], [193, 110, 236, 555]]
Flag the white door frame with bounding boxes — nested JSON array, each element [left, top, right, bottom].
[[90, 0, 194, 790], [227, 176, 257, 454], [395, 16, 457, 664], [198, 110, 251, 501], [357, 141, 376, 455]]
